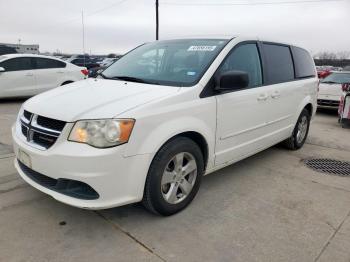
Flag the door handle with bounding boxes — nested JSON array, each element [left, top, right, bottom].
[[257, 93, 268, 101], [25, 72, 33, 77], [56, 71, 64, 74], [271, 91, 281, 99]]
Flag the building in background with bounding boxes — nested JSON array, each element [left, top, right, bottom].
[[0, 43, 39, 54]]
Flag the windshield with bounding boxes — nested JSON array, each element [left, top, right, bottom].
[[102, 39, 229, 86], [321, 72, 350, 84]]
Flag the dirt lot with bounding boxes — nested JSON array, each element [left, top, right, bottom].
[[1, 100, 350, 262]]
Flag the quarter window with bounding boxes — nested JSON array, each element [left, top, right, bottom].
[[0, 57, 34, 71], [219, 43, 262, 88], [292, 47, 315, 78], [263, 43, 294, 84]]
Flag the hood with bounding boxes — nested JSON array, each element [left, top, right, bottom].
[[318, 83, 343, 96], [24, 78, 180, 122]]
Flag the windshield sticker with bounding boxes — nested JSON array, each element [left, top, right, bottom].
[[187, 46, 217, 52], [187, 71, 196, 76]]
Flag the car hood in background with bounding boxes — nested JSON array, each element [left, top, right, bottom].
[[318, 83, 343, 97], [23, 79, 180, 122]]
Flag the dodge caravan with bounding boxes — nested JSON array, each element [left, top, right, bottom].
[[12, 37, 318, 215]]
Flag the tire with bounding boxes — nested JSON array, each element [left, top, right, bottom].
[[283, 108, 310, 150], [142, 137, 204, 216]]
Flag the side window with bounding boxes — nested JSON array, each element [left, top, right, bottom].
[[219, 43, 262, 88], [292, 47, 315, 78], [0, 57, 34, 72], [262, 43, 294, 84], [35, 58, 66, 69]]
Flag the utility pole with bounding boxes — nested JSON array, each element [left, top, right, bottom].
[[155, 0, 159, 40], [82, 10, 86, 65]]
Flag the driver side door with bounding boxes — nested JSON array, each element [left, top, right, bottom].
[[215, 42, 275, 166]]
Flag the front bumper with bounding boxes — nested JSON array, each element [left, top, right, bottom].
[[12, 125, 152, 209], [317, 94, 340, 109]]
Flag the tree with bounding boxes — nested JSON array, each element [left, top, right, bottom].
[[337, 51, 350, 60], [315, 51, 337, 60]]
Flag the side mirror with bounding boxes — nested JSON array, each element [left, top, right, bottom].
[[0, 67, 5, 73], [215, 70, 249, 91]]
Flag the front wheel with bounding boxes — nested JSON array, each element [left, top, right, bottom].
[[283, 109, 310, 150], [142, 137, 204, 216]]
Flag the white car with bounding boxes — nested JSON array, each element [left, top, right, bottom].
[[0, 54, 88, 98], [318, 71, 350, 109], [12, 37, 318, 215]]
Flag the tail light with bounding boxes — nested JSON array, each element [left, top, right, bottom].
[[81, 69, 89, 76]]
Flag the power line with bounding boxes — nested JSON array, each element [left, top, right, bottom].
[[162, 0, 343, 6]]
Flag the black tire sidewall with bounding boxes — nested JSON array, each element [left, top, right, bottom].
[[293, 109, 310, 149], [145, 137, 204, 216]]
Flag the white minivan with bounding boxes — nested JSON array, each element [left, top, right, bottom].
[[12, 37, 318, 215], [0, 54, 88, 98]]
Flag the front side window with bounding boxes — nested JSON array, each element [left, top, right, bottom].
[[102, 39, 229, 87], [321, 73, 350, 84], [263, 43, 294, 85], [218, 43, 262, 88], [0, 57, 34, 71]]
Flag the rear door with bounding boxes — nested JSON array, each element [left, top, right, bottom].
[[0, 57, 37, 97], [215, 42, 273, 166], [260, 43, 297, 138], [33, 57, 67, 92]]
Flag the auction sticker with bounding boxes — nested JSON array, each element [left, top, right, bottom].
[[188, 46, 217, 51]]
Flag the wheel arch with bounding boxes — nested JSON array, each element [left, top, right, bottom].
[[162, 131, 209, 171], [61, 80, 74, 86]]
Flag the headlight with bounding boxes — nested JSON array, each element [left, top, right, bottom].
[[68, 119, 135, 148]]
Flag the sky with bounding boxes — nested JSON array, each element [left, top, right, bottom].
[[0, 0, 349, 55]]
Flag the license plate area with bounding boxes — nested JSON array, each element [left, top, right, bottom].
[[18, 149, 32, 169]]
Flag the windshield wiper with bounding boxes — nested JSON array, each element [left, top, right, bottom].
[[321, 81, 338, 84], [109, 76, 159, 85]]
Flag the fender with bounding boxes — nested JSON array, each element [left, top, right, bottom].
[[293, 94, 315, 127], [124, 116, 216, 170]]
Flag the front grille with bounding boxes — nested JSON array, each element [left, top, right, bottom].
[[19, 111, 66, 149], [32, 132, 58, 148], [18, 160, 99, 200], [23, 110, 32, 121], [37, 115, 66, 131], [317, 99, 339, 107]]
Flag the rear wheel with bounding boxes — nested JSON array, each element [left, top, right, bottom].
[[283, 108, 310, 150], [142, 137, 204, 216]]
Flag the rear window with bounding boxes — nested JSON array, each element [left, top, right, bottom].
[[34, 58, 66, 69], [263, 43, 294, 85], [292, 47, 315, 78]]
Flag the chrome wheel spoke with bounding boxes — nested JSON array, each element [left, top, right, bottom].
[[165, 183, 179, 203], [161, 170, 175, 185], [182, 159, 196, 176], [179, 179, 193, 195], [174, 153, 184, 171]]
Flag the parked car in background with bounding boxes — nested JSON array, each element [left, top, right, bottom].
[[318, 71, 350, 109], [12, 37, 317, 215], [88, 59, 117, 78], [0, 54, 88, 98], [67, 55, 100, 69]]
